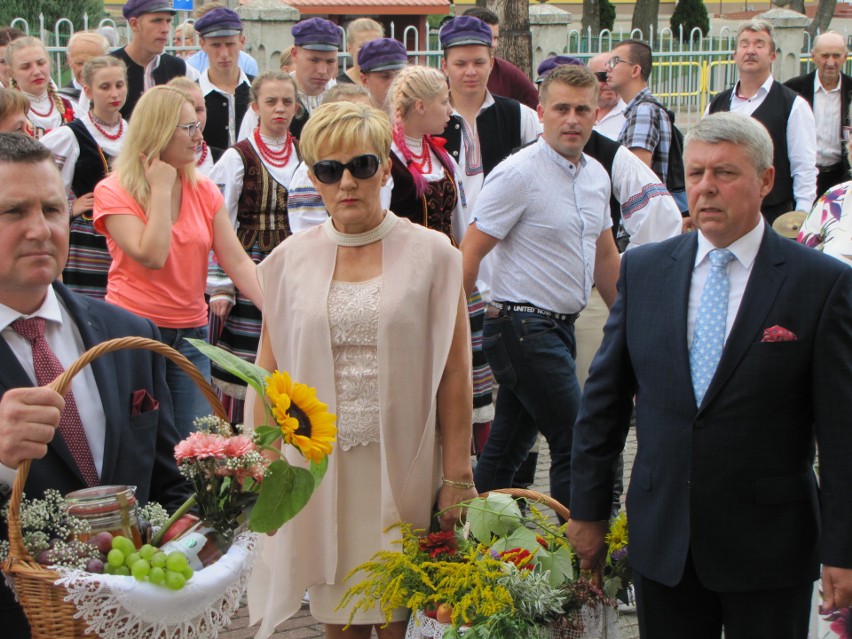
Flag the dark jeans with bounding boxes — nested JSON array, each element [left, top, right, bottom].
[[473, 310, 581, 512]]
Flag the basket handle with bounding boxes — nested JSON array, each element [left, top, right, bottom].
[[484, 487, 571, 522], [6, 336, 227, 563]]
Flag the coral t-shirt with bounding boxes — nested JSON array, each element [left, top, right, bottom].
[[93, 173, 223, 328]]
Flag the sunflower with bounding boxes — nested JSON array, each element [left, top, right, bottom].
[[265, 370, 337, 463]]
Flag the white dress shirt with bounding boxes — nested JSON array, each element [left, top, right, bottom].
[[0, 287, 107, 488], [594, 98, 628, 141], [704, 76, 817, 212], [687, 217, 765, 347], [813, 74, 844, 168]]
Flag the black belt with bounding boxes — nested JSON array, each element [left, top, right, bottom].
[[488, 301, 579, 324], [817, 163, 843, 174]]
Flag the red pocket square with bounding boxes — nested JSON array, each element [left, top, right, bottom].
[[761, 325, 797, 342], [131, 389, 160, 416]]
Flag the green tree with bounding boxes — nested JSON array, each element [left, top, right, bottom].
[[0, 0, 105, 36], [600, 0, 616, 31], [670, 0, 709, 39]]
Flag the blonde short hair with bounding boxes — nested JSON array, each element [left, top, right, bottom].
[[166, 75, 202, 98], [346, 18, 384, 44], [300, 101, 391, 167], [114, 86, 197, 208], [390, 65, 446, 122]]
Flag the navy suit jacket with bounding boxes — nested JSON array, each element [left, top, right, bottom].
[[0, 283, 190, 635], [571, 227, 852, 591]]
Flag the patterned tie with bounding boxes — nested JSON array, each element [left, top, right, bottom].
[[11, 317, 99, 486], [690, 248, 736, 405]]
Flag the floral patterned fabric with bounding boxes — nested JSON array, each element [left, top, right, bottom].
[[798, 182, 852, 266]]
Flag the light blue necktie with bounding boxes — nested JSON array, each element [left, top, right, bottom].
[[690, 248, 736, 404]]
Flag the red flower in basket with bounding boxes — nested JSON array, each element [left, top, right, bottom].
[[499, 547, 534, 570], [419, 530, 457, 558]]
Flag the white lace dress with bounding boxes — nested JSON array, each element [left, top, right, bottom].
[[308, 276, 407, 625]]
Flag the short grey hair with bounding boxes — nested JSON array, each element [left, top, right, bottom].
[[684, 112, 774, 175], [736, 19, 776, 51], [0, 132, 53, 164]]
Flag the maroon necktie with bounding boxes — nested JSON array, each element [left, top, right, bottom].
[[11, 317, 99, 487]]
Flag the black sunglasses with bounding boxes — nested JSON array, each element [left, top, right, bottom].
[[594, 71, 609, 83], [312, 154, 381, 184]]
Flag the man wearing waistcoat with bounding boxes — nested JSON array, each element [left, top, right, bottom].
[[111, 0, 189, 120], [785, 31, 852, 199], [193, 8, 253, 162], [707, 19, 816, 224]]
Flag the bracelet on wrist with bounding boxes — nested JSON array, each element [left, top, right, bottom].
[[441, 477, 475, 490]]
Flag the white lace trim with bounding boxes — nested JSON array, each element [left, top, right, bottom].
[[50, 532, 257, 639], [404, 606, 620, 639], [329, 277, 382, 451]]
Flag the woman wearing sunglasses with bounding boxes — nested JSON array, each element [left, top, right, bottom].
[[93, 85, 262, 437], [248, 102, 476, 639]]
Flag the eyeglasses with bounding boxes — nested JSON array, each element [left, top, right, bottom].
[[594, 71, 609, 83], [606, 56, 635, 69], [175, 121, 203, 137], [312, 154, 381, 184]]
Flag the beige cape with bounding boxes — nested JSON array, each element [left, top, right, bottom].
[[247, 214, 464, 637]]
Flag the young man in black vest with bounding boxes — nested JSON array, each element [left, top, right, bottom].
[[785, 31, 852, 198], [193, 7, 253, 162], [111, 0, 190, 119], [439, 16, 540, 232], [707, 19, 816, 224]]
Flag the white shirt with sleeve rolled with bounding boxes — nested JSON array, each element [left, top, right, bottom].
[[471, 137, 612, 315], [0, 287, 107, 490], [703, 76, 817, 212]]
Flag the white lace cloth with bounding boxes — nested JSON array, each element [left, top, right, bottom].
[[49, 532, 257, 639], [329, 276, 382, 451], [404, 607, 620, 639]]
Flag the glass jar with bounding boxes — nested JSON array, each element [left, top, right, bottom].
[[65, 485, 142, 547]]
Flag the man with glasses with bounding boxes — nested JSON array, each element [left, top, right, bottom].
[[707, 19, 816, 224], [589, 52, 626, 140], [606, 40, 672, 184]]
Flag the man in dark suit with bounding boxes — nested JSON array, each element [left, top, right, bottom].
[[785, 31, 852, 198], [568, 112, 852, 638], [0, 133, 190, 638]]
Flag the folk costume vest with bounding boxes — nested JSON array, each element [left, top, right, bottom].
[[442, 95, 522, 178]]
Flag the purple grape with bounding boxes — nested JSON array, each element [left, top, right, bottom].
[[36, 550, 54, 565], [86, 558, 105, 574], [90, 532, 114, 555]]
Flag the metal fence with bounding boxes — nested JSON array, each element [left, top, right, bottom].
[[10, 14, 852, 130]]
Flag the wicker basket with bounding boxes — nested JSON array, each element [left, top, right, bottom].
[[2, 336, 227, 639]]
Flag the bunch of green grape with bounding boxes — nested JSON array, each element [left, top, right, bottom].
[[105, 535, 194, 590]]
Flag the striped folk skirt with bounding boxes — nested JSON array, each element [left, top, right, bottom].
[[62, 214, 111, 299]]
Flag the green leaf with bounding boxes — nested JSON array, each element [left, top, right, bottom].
[[249, 459, 316, 533], [185, 338, 270, 398], [466, 493, 523, 543], [310, 456, 328, 484], [254, 425, 282, 448], [603, 575, 622, 600], [537, 544, 573, 587], [489, 526, 539, 555]]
